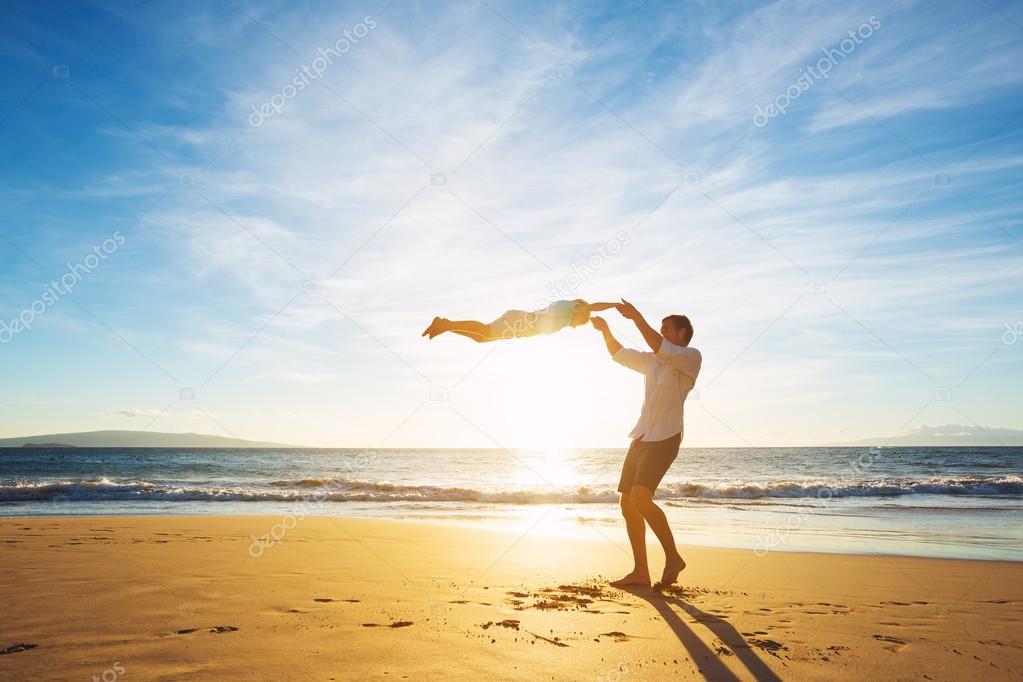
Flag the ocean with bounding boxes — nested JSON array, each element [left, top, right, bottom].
[[2, 446, 1021, 561]]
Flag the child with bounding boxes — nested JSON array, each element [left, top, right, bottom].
[[422, 299, 619, 342]]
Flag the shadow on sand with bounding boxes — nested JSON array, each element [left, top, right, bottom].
[[622, 586, 783, 682]]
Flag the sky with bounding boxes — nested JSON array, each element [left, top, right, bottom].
[[0, 0, 1021, 448]]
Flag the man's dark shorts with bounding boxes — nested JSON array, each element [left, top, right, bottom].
[[617, 432, 682, 494]]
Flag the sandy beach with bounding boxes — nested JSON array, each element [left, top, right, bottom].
[[0, 516, 1020, 681]]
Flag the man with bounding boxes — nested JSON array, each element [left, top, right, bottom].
[[591, 298, 702, 589]]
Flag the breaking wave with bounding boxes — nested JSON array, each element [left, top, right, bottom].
[[2, 475, 1021, 504]]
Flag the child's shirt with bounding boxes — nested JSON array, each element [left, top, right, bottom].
[[534, 299, 585, 335]]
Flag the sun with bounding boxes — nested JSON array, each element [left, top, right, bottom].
[[480, 333, 610, 453]]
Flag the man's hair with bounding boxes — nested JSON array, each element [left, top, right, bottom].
[[662, 314, 694, 345]]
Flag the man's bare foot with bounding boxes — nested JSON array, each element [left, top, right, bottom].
[[609, 571, 651, 588], [656, 555, 686, 588]]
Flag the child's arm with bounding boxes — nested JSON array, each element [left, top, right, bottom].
[[586, 301, 619, 312]]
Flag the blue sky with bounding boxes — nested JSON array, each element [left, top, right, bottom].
[[1, 0, 1021, 447]]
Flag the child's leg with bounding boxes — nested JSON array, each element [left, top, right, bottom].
[[424, 318, 495, 342], [439, 319, 495, 342]]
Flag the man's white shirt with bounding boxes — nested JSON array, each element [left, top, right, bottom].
[[613, 339, 702, 442]]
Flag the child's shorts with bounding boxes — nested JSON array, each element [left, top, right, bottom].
[[488, 310, 539, 339]]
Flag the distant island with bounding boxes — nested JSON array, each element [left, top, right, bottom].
[[0, 430, 294, 448], [836, 424, 1023, 447]]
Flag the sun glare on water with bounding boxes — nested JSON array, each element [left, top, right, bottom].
[[510, 446, 580, 489]]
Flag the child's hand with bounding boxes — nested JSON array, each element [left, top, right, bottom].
[[590, 316, 609, 332]]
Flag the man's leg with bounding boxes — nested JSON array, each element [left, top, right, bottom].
[[611, 493, 651, 587], [630, 485, 686, 586]]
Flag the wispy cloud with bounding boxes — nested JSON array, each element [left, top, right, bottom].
[[1, 0, 1021, 446]]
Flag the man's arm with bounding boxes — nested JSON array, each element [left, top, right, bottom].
[[656, 340, 702, 381], [617, 298, 662, 352], [592, 316, 652, 374], [590, 316, 621, 356]]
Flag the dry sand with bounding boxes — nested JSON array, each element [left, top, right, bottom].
[[1, 515, 1021, 681]]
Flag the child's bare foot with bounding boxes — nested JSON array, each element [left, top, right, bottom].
[[422, 317, 442, 339], [609, 570, 651, 588]]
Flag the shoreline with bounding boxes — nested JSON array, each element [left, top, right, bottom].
[[2, 515, 1022, 680], [1, 507, 1019, 564]]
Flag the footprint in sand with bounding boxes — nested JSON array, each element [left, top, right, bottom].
[[529, 632, 569, 647], [507, 582, 633, 613], [0, 643, 38, 655], [749, 638, 788, 657], [874, 634, 907, 652], [479, 620, 521, 631], [176, 626, 238, 635]]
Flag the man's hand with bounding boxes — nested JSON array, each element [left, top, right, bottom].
[[617, 298, 663, 352], [617, 298, 641, 321], [591, 316, 622, 355]]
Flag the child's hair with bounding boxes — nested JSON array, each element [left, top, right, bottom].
[[571, 299, 590, 325]]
